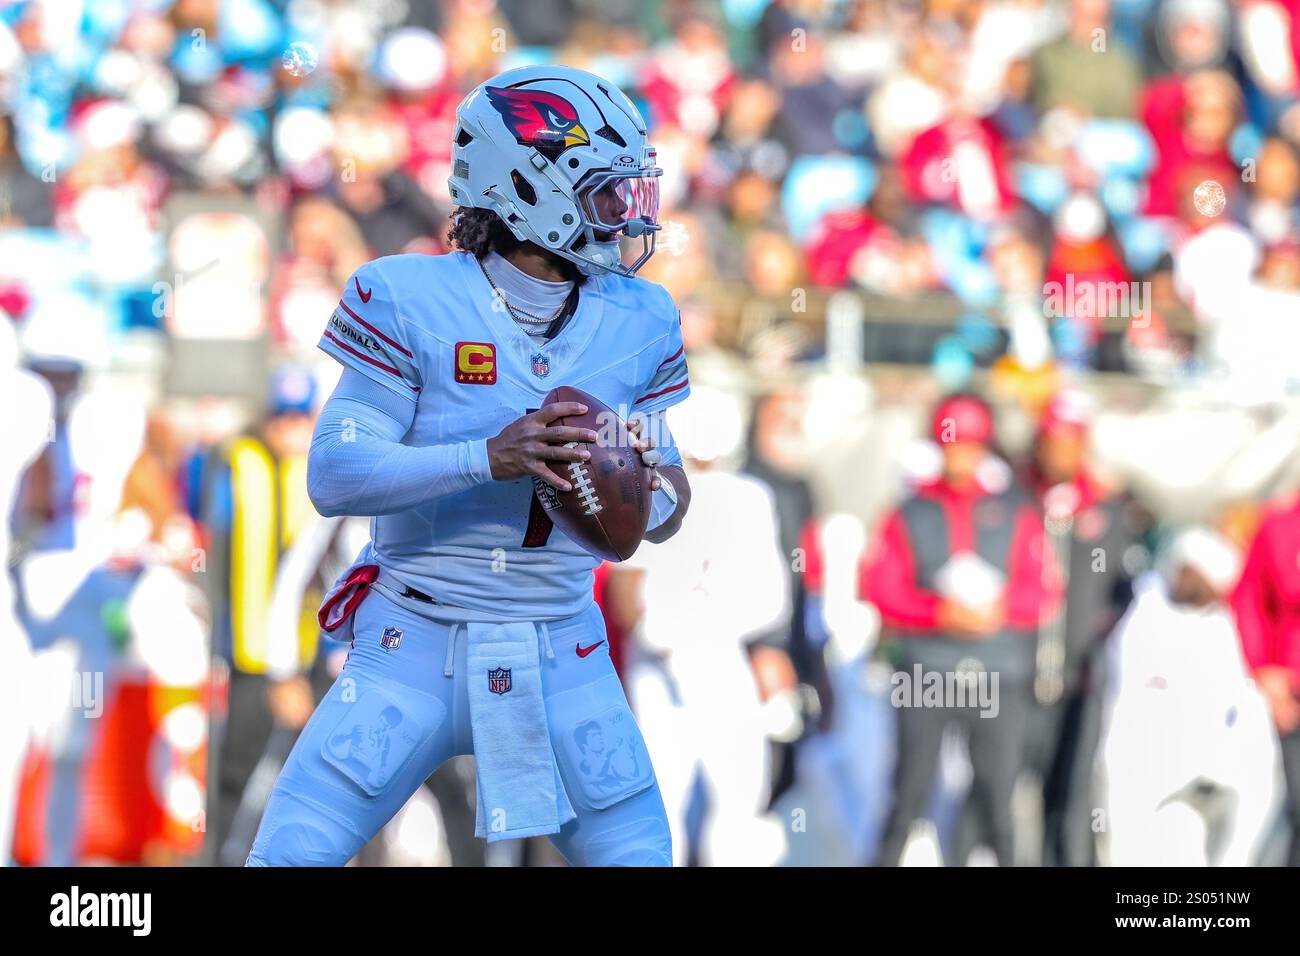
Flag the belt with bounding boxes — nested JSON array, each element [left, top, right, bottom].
[[375, 566, 585, 627], [399, 584, 440, 605]]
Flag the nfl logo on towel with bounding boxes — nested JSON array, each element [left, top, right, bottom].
[[531, 352, 550, 378], [488, 667, 512, 695], [380, 626, 403, 650]]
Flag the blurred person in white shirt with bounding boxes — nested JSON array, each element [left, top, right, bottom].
[[0, 315, 53, 864], [1175, 220, 1300, 405], [1100, 527, 1279, 866], [615, 387, 793, 866]]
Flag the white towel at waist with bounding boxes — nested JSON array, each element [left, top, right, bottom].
[[463, 620, 575, 841]]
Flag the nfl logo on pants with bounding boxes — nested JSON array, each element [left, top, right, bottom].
[[381, 626, 403, 650], [488, 667, 512, 695]]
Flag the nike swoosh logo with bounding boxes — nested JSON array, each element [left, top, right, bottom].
[[575, 640, 606, 658], [355, 277, 373, 303]]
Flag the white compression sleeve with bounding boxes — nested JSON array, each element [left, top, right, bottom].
[[308, 368, 494, 517]]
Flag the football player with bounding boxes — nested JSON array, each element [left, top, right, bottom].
[[246, 66, 691, 866]]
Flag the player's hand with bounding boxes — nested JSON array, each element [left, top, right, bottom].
[[626, 416, 663, 491], [487, 402, 598, 491], [937, 597, 1004, 640], [750, 645, 797, 703]]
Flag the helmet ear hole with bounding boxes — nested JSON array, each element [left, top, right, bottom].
[[455, 127, 474, 147], [510, 170, 537, 206]]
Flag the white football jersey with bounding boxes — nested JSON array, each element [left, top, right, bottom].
[[318, 250, 690, 620]]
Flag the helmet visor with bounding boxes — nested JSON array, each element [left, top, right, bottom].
[[577, 165, 662, 237]]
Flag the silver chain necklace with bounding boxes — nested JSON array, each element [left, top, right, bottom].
[[478, 258, 567, 326]]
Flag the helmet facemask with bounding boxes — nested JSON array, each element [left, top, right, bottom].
[[569, 153, 662, 277]]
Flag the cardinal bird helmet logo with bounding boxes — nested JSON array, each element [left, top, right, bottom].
[[485, 86, 590, 159]]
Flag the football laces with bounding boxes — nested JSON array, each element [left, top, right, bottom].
[[563, 441, 603, 516]]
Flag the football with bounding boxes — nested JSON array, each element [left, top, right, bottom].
[[535, 385, 653, 562]]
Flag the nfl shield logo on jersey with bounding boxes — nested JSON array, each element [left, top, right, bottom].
[[380, 626, 403, 651], [488, 667, 512, 695], [530, 352, 550, 378]]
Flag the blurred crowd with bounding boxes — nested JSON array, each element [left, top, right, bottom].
[[4, 0, 1300, 866]]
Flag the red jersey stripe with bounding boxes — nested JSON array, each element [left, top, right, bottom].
[[634, 377, 689, 404], [323, 331, 420, 391], [338, 300, 414, 358], [657, 345, 684, 367]]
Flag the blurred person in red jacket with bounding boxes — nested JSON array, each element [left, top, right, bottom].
[[861, 392, 1058, 866], [899, 114, 1018, 221], [1043, 193, 1133, 349], [1141, 68, 1242, 218], [803, 168, 934, 293], [376, 28, 460, 203], [804, 205, 886, 291], [641, 10, 737, 141], [1231, 494, 1300, 865]]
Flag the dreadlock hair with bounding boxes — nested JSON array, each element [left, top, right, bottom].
[[447, 207, 522, 258], [446, 207, 585, 283]]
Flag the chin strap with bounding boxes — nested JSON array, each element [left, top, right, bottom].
[[575, 240, 622, 276]]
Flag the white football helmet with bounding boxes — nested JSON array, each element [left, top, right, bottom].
[[447, 65, 662, 277]]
